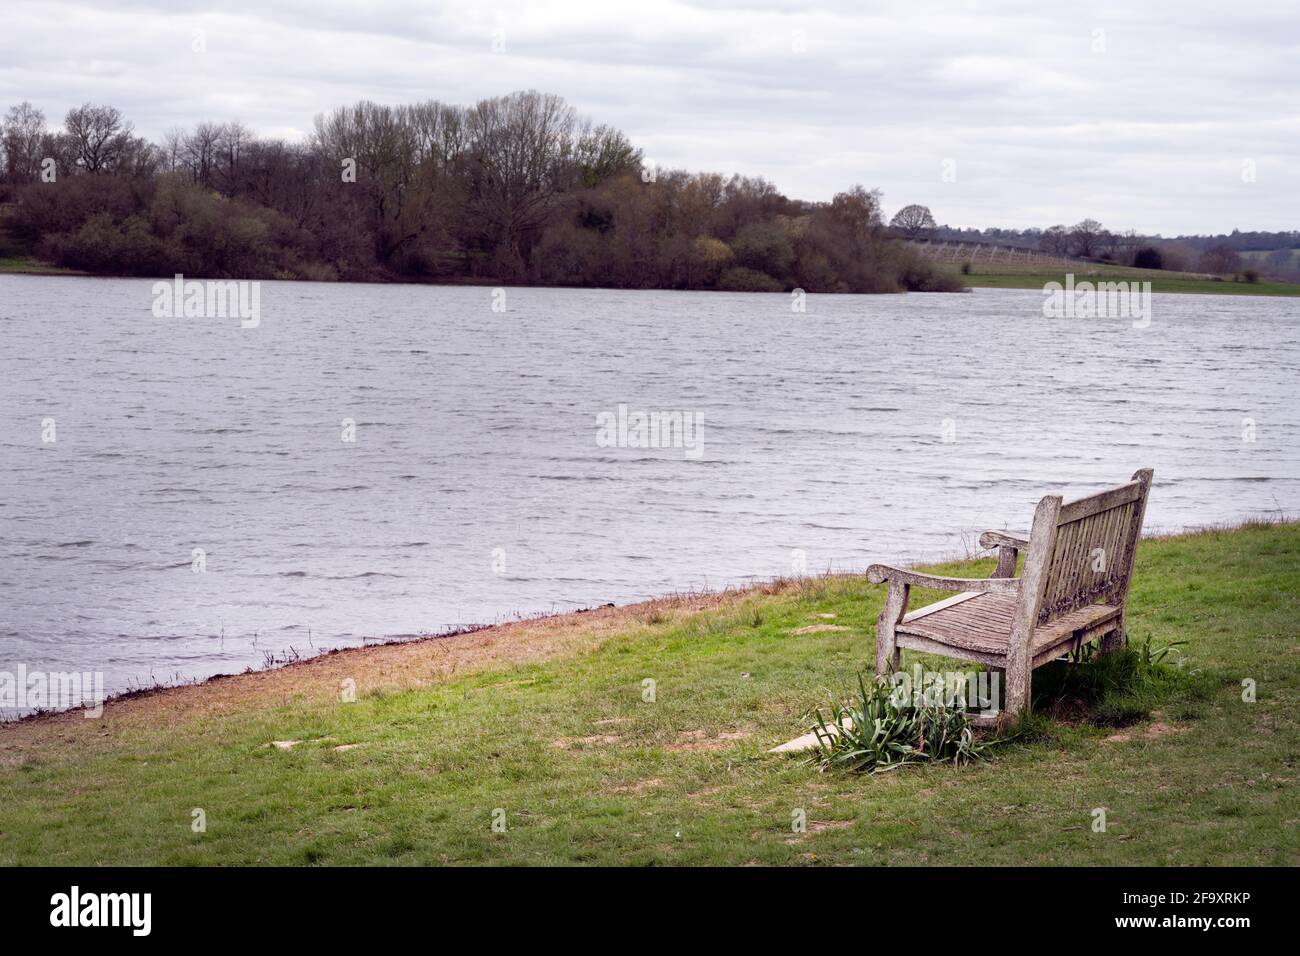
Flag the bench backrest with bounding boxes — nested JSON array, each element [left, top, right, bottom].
[[1023, 469, 1153, 625]]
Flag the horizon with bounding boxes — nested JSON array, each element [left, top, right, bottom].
[[3, 0, 1297, 236]]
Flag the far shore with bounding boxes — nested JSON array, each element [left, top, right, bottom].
[[5, 255, 1300, 297]]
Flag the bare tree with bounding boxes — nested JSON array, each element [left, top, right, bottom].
[[1069, 218, 1105, 257], [314, 99, 467, 267], [889, 203, 937, 238], [463, 90, 587, 274], [1114, 228, 1143, 263], [1198, 244, 1242, 275], [571, 120, 639, 188], [158, 127, 186, 173], [1039, 224, 1070, 255], [181, 122, 224, 186], [63, 103, 134, 173], [1096, 229, 1119, 259], [2, 102, 48, 182], [213, 121, 253, 193]]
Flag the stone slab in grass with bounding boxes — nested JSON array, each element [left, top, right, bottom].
[[769, 717, 853, 753]]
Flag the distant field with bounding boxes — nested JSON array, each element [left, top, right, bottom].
[[912, 241, 1300, 297], [1241, 249, 1299, 263], [960, 270, 1300, 297]]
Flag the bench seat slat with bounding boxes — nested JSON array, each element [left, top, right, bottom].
[[898, 591, 1121, 661]]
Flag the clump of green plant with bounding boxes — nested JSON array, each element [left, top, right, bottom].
[[1032, 636, 1205, 725], [808, 673, 988, 774]]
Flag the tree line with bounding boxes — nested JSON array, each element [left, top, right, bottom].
[[0, 93, 959, 293]]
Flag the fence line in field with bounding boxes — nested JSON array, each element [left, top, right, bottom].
[[906, 239, 1083, 271]]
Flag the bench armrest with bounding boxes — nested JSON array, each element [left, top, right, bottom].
[[979, 529, 1028, 578], [865, 565, 1021, 594], [978, 530, 1029, 549]]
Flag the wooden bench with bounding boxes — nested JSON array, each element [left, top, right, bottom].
[[866, 469, 1153, 721]]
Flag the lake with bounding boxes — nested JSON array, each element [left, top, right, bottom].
[[2, 275, 1297, 707]]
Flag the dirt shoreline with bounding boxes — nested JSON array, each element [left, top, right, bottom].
[[0, 582, 787, 755]]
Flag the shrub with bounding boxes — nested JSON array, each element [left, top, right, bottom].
[[807, 672, 987, 774], [689, 236, 734, 287], [716, 266, 783, 292], [7, 175, 142, 244], [1030, 636, 1208, 725], [895, 248, 966, 291], [729, 221, 794, 280], [791, 248, 842, 292], [41, 212, 169, 275], [532, 221, 608, 285], [1132, 246, 1164, 270]]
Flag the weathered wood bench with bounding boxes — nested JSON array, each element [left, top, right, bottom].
[[866, 469, 1153, 721]]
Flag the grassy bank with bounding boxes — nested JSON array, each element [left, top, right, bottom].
[[1, 522, 1297, 865], [959, 264, 1300, 296], [0, 256, 84, 276]]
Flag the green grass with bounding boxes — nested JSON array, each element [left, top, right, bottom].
[[959, 267, 1300, 296], [2, 523, 1297, 865], [0, 256, 83, 276]]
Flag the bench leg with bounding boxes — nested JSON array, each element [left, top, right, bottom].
[[873, 614, 895, 678], [1003, 664, 1030, 721], [1004, 627, 1032, 720], [874, 581, 909, 678], [1099, 621, 1126, 655]]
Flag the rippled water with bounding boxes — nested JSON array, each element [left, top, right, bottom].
[[2, 275, 1297, 704]]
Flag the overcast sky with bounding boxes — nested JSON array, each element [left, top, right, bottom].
[[3, 0, 1297, 235]]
